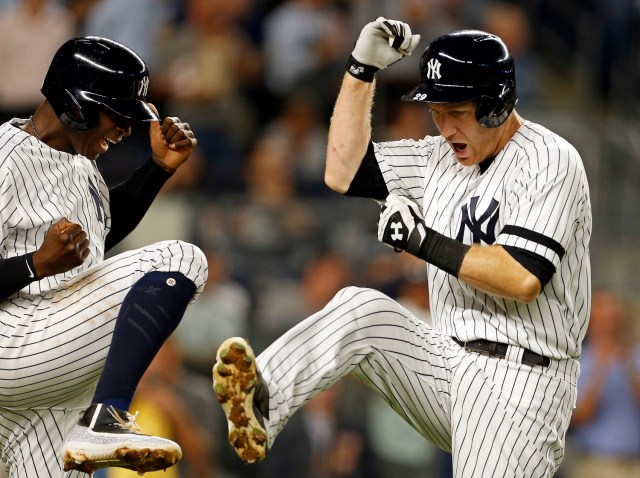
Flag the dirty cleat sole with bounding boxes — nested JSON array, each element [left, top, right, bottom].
[[61, 402, 182, 475], [62, 440, 181, 474], [213, 337, 267, 463]]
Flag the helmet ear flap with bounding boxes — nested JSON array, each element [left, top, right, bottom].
[[60, 103, 100, 131], [44, 82, 100, 130], [476, 81, 517, 128]]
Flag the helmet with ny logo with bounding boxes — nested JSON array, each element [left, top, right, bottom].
[[41, 36, 158, 130], [402, 30, 517, 128]]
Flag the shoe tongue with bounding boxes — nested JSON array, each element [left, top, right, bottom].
[[96, 405, 129, 427]]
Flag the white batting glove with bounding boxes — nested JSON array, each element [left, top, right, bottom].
[[346, 17, 421, 82], [378, 195, 427, 254]]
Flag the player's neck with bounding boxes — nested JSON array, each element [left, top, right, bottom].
[[27, 103, 74, 154], [492, 111, 522, 156]]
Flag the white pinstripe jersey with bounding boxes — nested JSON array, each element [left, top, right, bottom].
[[374, 119, 592, 360], [0, 120, 111, 297]]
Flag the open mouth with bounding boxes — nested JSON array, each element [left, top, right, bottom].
[[100, 136, 120, 152], [452, 142, 467, 154]]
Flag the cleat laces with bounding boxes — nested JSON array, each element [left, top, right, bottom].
[[107, 406, 142, 432]]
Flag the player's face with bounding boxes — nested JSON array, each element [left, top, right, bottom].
[[69, 110, 132, 161], [428, 101, 505, 167]]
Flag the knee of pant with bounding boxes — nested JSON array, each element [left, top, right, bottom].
[[155, 240, 208, 287], [338, 286, 389, 302], [333, 286, 393, 316]]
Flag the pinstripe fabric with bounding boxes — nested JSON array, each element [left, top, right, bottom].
[[257, 287, 577, 477], [0, 121, 109, 292], [373, 120, 591, 362], [0, 121, 208, 477], [252, 119, 589, 477]]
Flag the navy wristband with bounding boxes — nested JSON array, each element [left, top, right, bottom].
[[416, 228, 471, 277], [345, 55, 378, 83], [0, 253, 39, 299]]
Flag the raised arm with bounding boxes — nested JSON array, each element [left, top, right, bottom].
[[325, 75, 375, 193], [325, 17, 420, 194]]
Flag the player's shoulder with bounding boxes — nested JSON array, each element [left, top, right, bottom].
[[0, 119, 62, 173], [0, 121, 30, 168], [512, 120, 579, 156], [509, 119, 584, 171]]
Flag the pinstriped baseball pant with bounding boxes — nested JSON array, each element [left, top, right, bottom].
[[0, 240, 207, 478], [257, 286, 577, 478]]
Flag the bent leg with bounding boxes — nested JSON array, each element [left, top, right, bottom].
[[0, 240, 207, 407], [257, 286, 459, 451], [0, 240, 207, 476]]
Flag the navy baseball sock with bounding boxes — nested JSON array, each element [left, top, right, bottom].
[[92, 271, 196, 411]]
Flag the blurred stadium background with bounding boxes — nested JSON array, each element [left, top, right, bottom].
[[0, 1, 638, 477]]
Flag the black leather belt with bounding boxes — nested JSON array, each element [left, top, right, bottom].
[[453, 338, 550, 367]]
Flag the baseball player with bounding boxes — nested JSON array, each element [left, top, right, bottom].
[[0, 37, 208, 477], [213, 18, 592, 478]]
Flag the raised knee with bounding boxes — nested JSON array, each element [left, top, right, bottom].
[[155, 240, 208, 286], [329, 287, 393, 315], [339, 286, 389, 301], [176, 240, 207, 265]]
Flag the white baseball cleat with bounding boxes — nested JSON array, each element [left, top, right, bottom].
[[62, 403, 182, 475]]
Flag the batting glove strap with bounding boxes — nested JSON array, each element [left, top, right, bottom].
[[379, 210, 418, 252]]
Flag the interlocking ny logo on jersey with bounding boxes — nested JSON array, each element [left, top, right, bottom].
[[88, 180, 105, 223], [425, 58, 442, 80], [456, 197, 499, 244]]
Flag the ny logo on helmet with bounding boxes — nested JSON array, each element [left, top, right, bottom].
[[425, 58, 442, 80], [137, 76, 149, 98]]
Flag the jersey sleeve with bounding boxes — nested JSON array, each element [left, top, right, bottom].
[[372, 137, 435, 204], [496, 137, 590, 268], [0, 161, 23, 251]]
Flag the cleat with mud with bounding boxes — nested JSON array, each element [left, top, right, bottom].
[[212, 337, 268, 463], [62, 403, 182, 474]]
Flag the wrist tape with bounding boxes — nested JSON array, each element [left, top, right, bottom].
[[409, 227, 471, 277]]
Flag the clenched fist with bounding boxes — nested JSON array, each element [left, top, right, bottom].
[[32, 218, 90, 278], [346, 17, 421, 82]]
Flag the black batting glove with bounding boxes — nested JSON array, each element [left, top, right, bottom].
[[377, 195, 427, 255]]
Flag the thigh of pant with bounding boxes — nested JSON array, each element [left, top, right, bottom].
[[259, 286, 463, 452], [0, 240, 207, 408], [451, 353, 576, 478]]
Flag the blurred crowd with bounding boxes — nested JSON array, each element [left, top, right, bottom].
[[0, 1, 639, 477]]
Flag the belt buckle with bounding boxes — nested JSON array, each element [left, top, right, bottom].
[[463, 341, 493, 358]]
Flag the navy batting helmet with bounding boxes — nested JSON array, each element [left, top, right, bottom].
[[41, 36, 159, 131], [402, 30, 517, 128]]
